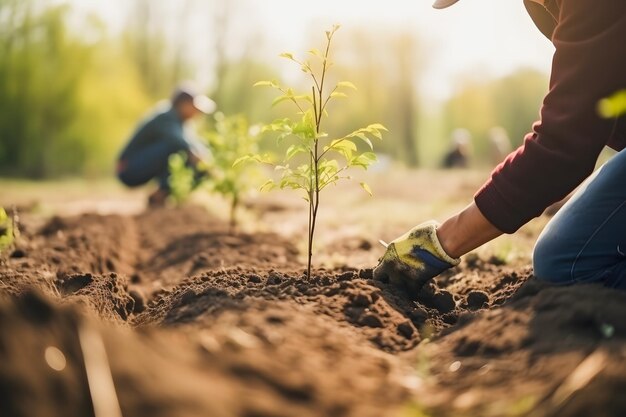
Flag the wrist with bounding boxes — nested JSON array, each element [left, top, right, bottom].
[[436, 202, 503, 259], [436, 217, 463, 259]]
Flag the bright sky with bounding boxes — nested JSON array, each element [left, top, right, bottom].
[[68, 0, 555, 101]]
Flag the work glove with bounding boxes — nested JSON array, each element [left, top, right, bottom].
[[373, 221, 460, 295]]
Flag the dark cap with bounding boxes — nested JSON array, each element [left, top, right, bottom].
[[171, 83, 216, 114]]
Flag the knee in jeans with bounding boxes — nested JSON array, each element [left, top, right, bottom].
[[532, 234, 570, 284]]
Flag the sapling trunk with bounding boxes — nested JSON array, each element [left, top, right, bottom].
[[307, 144, 321, 279], [304, 31, 333, 279]]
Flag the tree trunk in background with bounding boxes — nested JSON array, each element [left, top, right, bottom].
[[396, 35, 419, 167], [128, 0, 193, 99]]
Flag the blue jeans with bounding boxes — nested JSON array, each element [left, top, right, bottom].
[[118, 141, 184, 191], [533, 149, 626, 289]]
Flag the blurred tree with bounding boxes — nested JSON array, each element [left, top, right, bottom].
[[124, 0, 194, 100], [205, 0, 280, 125], [443, 68, 548, 165], [491, 69, 548, 147], [0, 1, 90, 177], [0, 0, 150, 177], [330, 28, 424, 166], [394, 33, 420, 166]]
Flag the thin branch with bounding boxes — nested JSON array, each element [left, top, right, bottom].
[[318, 134, 350, 160], [318, 165, 350, 190], [278, 86, 306, 114], [311, 72, 321, 93], [320, 86, 338, 117], [312, 86, 318, 129], [316, 32, 333, 133]]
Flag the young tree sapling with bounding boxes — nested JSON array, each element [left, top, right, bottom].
[[238, 25, 387, 278]]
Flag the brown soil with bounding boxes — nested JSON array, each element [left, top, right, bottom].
[[1, 205, 625, 417]]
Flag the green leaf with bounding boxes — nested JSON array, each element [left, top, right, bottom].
[[355, 133, 373, 149], [360, 182, 373, 196], [324, 139, 357, 159], [293, 94, 314, 104], [360, 152, 377, 161], [279, 52, 295, 60], [350, 152, 377, 169], [330, 91, 348, 99], [232, 155, 251, 167], [254, 80, 276, 88], [368, 123, 387, 130], [337, 81, 357, 90], [286, 144, 309, 160], [272, 95, 292, 107], [260, 179, 275, 192], [263, 118, 293, 134], [291, 111, 316, 140], [599, 90, 626, 118], [318, 158, 340, 174], [279, 177, 304, 190]]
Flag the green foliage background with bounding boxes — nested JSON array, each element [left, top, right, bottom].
[[0, 207, 14, 252], [0, 1, 151, 177], [0, 0, 549, 179]]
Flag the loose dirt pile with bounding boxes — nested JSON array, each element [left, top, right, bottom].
[[1, 205, 626, 417]]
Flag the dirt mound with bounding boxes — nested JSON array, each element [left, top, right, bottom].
[[37, 213, 139, 276], [3, 205, 625, 417], [0, 290, 410, 417], [415, 280, 626, 417], [55, 273, 135, 322], [0, 291, 238, 417], [1, 206, 300, 316], [137, 266, 530, 353], [133, 206, 301, 289], [137, 268, 422, 351]]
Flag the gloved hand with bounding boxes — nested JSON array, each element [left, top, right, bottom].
[[373, 221, 460, 294]]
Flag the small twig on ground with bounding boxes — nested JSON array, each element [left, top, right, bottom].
[[78, 323, 123, 417]]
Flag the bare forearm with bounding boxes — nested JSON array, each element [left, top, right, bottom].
[[436, 202, 503, 258]]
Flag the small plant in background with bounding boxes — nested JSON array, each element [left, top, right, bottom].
[[0, 207, 17, 253], [167, 113, 263, 229], [239, 25, 387, 278], [168, 153, 197, 205], [205, 113, 263, 229]]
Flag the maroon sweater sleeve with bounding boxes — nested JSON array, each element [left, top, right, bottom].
[[474, 0, 626, 233]]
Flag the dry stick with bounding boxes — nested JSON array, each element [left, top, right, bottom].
[[530, 347, 608, 417], [78, 324, 123, 417], [550, 348, 608, 411]]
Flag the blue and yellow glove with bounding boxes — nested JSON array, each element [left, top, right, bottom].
[[373, 221, 460, 294]]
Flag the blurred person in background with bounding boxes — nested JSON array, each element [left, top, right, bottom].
[[116, 84, 216, 207], [375, 0, 626, 292], [487, 127, 512, 167], [441, 128, 472, 169]]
